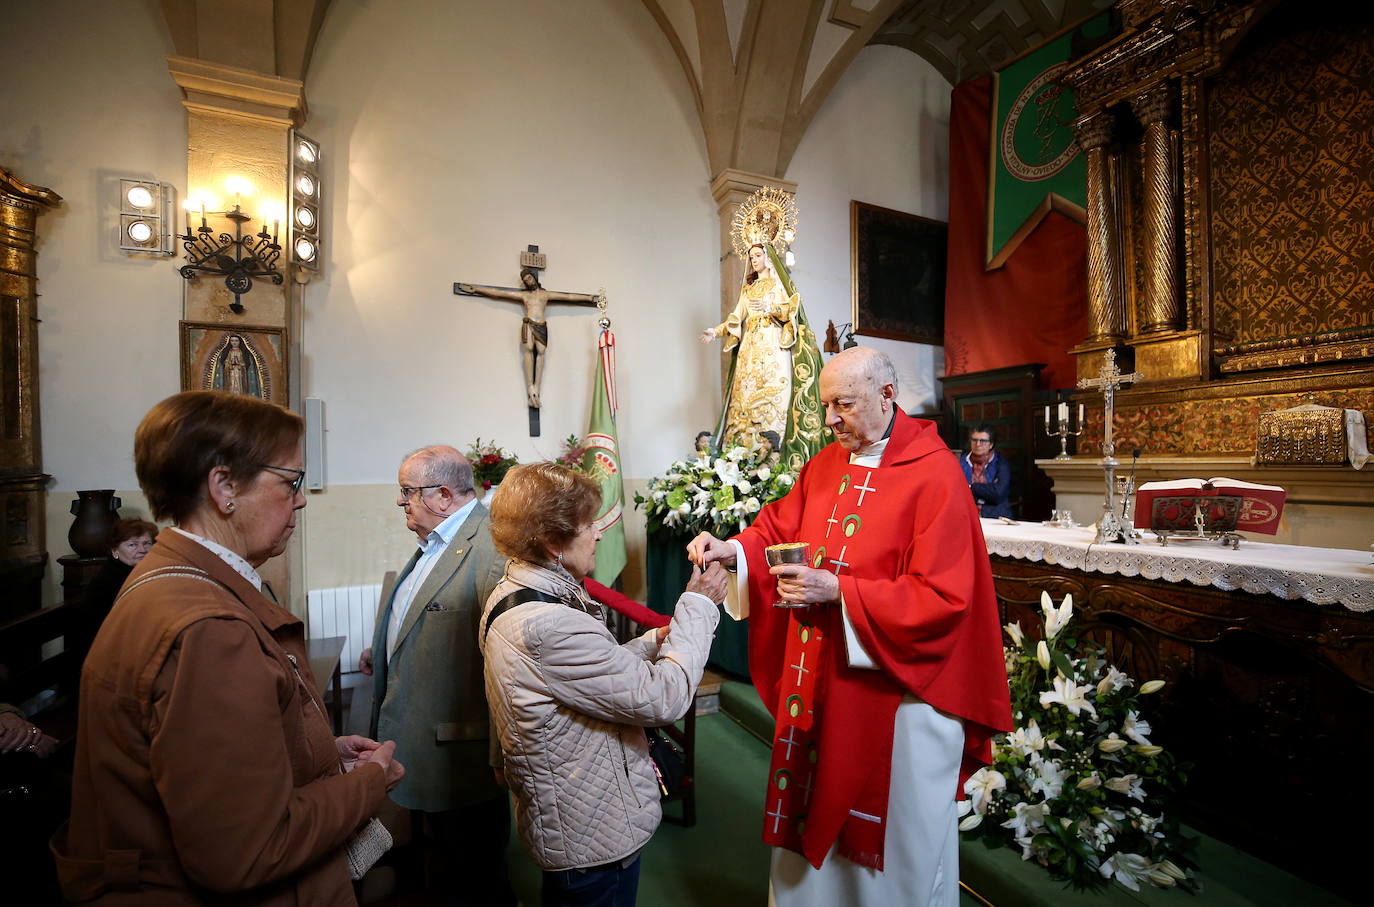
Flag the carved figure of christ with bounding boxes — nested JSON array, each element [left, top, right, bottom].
[[454, 268, 603, 408]]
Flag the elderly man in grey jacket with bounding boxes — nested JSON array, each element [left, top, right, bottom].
[[359, 445, 513, 905]]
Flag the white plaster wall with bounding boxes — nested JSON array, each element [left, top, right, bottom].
[[786, 44, 951, 415], [2, 0, 957, 603], [299, 0, 720, 588], [0, 0, 185, 490], [0, 0, 185, 604]]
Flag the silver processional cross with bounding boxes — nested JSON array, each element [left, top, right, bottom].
[[1077, 349, 1143, 544]]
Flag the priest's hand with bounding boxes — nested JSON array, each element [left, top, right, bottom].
[[771, 564, 840, 606], [686, 532, 735, 569]]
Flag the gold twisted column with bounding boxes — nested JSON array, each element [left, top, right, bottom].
[[1074, 115, 1124, 342], [1133, 86, 1179, 333]]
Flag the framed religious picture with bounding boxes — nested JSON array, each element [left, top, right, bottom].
[[179, 322, 287, 405], [850, 200, 947, 345]]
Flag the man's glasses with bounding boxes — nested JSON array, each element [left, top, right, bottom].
[[400, 484, 443, 500], [259, 464, 307, 494], [969, 438, 993, 446]]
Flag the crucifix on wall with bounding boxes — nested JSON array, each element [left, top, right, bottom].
[[454, 244, 605, 436]]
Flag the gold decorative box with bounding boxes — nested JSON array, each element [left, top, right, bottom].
[[1255, 405, 1347, 465]]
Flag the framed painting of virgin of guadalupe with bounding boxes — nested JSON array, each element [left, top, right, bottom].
[[851, 201, 947, 345], [179, 322, 287, 405]]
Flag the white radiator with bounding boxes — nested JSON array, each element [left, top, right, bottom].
[[307, 583, 383, 675]]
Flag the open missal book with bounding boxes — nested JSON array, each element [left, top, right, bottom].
[[1133, 478, 1287, 534]]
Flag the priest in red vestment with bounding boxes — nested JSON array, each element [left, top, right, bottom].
[[689, 347, 1012, 906]]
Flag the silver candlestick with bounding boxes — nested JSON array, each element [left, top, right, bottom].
[[1043, 401, 1084, 460]]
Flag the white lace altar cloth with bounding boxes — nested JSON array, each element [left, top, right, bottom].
[[982, 520, 1374, 613]]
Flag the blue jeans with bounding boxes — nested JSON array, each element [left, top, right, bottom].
[[541, 855, 641, 907]]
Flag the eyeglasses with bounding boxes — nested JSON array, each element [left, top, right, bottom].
[[969, 437, 993, 446], [259, 464, 307, 494], [399, 484, 442, 500]]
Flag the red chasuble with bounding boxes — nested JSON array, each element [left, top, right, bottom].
[[735, 412, 1012, 870]]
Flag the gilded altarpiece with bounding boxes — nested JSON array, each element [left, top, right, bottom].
[[1041, 3, 1374, 899], [1062, 0, 1374, 457]]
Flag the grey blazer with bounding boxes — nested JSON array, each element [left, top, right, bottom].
[[368, 502, 508, 812]]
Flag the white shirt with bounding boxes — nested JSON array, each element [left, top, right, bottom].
[[169, 526, 262, 591], [386, 499, 476, 658]]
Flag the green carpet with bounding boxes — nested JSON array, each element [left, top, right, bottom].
[[505, 712, 772, 905]]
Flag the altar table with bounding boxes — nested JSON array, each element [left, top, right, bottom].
[[980, 519, 1372, 901], [981, 519, 1374, 611]]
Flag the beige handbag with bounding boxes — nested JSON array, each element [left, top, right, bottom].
[[344, 817, 393, 881]]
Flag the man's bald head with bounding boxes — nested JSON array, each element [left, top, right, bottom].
[[823, 347, 898, 393], [397, 445, 476, 539], [819, 347, 898, 452]]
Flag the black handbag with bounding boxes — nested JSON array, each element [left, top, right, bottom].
[[646, 727, 686, 798]]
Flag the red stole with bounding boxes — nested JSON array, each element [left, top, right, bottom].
[[736, 413, 1013, 871]]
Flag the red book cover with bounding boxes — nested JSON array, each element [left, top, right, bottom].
[[1134, 478, 1287, 534]]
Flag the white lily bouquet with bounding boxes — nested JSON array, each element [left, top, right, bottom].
[[634, 444, 796, 538], [959, 592, 1197, 893]]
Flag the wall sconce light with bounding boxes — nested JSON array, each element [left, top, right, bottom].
[[289, 130, 322, 276], [823, 320, 858, 354], [177, 189, 283, 314], [117, 178, 175, 254]]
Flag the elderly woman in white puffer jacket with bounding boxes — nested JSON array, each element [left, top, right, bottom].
[[480, 463, 727, 907]]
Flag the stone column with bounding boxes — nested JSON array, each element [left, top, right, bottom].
[[708, 169, 798, 384], [1074, 114, 1125, 343], [1132, 85, 1179, 333], [167, 56, 307, 613], [167, 56, 306, 328]]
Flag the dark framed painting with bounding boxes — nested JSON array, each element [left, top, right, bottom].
[[179, 321, 287, 405], [850, 201, 947, 344]]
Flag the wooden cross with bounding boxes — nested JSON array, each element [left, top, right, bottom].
[[454, 245, 604, 436], [1076, 349, 1142, 464]]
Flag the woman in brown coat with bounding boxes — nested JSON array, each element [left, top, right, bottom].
[[51, 391, 405, 905]]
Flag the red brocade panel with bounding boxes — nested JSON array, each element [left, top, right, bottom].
[[944, 75, 1087, 390]]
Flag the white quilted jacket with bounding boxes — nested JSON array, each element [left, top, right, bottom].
[[479, 562, 719, 871]]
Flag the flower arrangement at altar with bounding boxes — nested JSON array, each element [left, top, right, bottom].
[[465, 438, 518, 490], [959, 592, 1197, 893], [557, 434, 588, 471], [634, 444, 795, 538]]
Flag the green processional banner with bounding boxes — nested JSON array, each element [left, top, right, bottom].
[[986, 14, 1110, 269]]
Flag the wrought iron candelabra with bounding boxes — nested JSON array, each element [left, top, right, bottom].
[[179, 205, 283, 313]]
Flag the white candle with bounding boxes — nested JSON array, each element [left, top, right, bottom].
[[1058, 402, 1069, 425], [1078, 403, 1085, 426], [1044, 406, 1051, 430]]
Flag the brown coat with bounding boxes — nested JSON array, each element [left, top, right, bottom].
[[51, 530, 387, 905]]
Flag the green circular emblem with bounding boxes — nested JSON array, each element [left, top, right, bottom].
[[774, 768, 791, 790], [812, 546, 825, 568], [838, 474, 851, 495], [1001, 62, 1080, 182], [786, 694, 804, 718], [843, 514, 861, 537]]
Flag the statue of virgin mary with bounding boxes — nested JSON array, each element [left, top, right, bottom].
[[700, 188, 826, 473]]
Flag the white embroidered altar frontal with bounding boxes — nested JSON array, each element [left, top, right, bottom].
[[982, 520, 1374, 613]]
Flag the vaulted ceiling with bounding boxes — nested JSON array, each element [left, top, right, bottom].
[[873, 0, 1113, 83], [642, 0, 1114, 178]]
